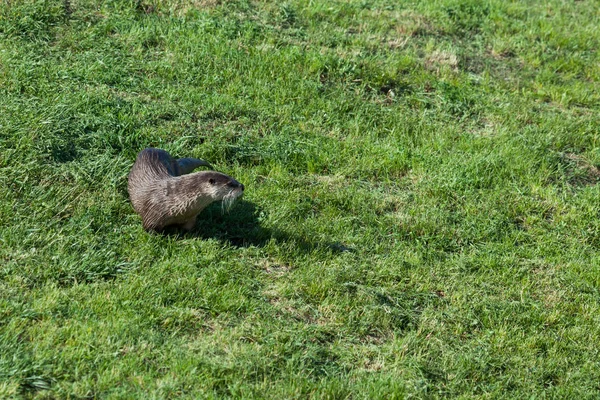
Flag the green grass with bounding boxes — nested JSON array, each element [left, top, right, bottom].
[[1, 0, 600, 398]]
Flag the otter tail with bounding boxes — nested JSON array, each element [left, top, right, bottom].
[[176, 158, 213, 175]]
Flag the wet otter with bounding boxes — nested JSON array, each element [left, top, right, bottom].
[[127, 148, 244, 231]]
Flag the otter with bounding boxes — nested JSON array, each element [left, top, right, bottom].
[[127, 148, 244, 231]]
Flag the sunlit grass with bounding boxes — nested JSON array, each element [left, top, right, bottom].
[[1, 0, 599, 398]]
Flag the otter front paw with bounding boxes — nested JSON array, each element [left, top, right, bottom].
[[182, 217, 197, 231]]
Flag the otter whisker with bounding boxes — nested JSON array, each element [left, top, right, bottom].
[[221, 190, 238, 213]]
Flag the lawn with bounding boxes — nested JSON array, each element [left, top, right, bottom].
[[1, 0, 599, 398]]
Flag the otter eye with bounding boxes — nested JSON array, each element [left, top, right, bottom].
[[209, 178, 216, 185]]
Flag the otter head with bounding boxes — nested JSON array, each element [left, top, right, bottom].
[[198, 171, 244, 210]]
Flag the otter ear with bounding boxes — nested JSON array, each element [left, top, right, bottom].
[[209, 178, 216, 185]]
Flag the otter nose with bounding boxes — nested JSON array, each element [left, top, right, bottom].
[[240, 183, 245, 191]]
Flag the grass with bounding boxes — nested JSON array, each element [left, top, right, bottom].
[[1, 0, 599, 398]]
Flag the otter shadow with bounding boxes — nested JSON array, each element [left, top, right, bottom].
[[179, 200, 354, 254]]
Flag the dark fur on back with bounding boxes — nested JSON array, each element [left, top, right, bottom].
[[127, 148, 244, 231]]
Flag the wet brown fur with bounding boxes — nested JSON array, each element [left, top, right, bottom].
[[127, 148, 244, 231]]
